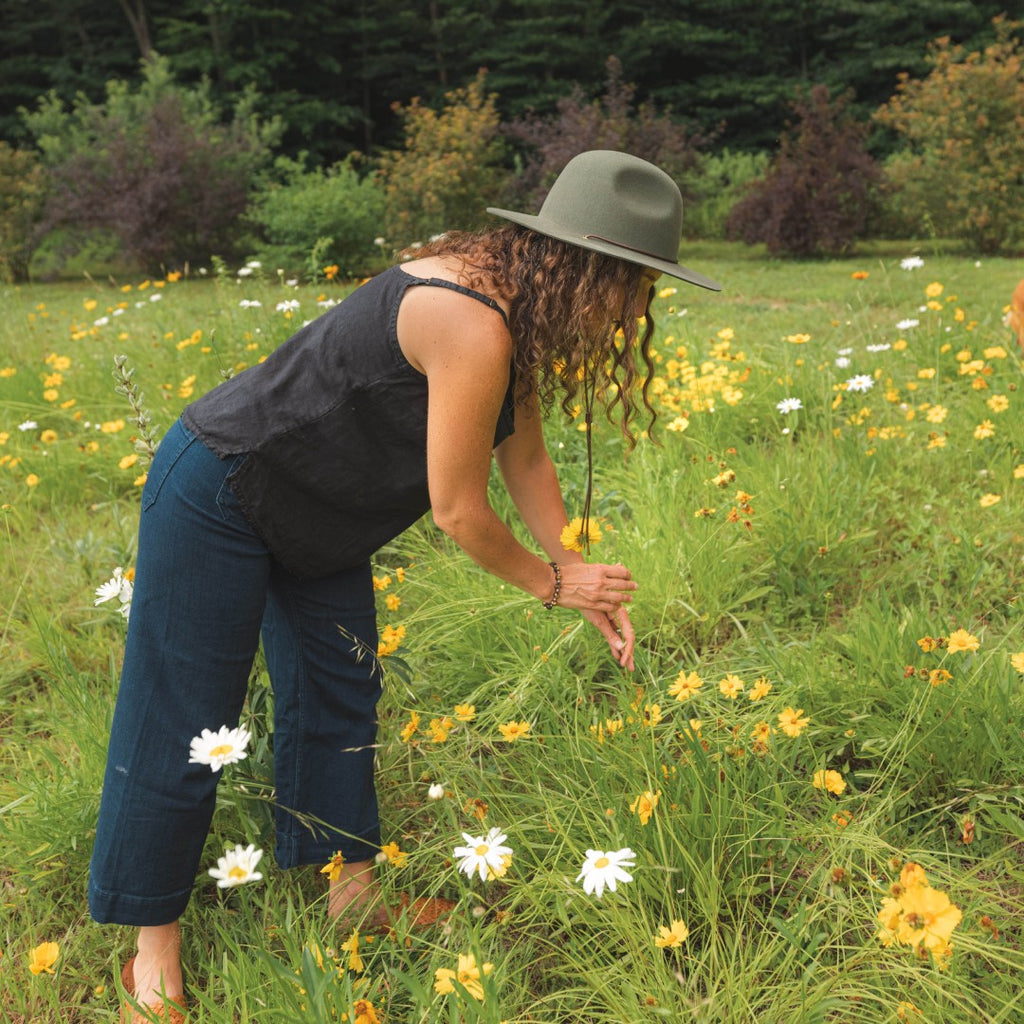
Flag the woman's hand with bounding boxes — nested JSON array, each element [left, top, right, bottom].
[[554, 562, 637, 671]]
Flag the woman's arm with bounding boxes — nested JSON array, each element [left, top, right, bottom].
[[397, 287, 636, 666]]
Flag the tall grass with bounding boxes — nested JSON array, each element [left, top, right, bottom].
[[1, 244, 1021, 1022]]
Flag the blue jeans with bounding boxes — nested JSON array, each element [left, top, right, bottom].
[[88, 419, 383, 925]]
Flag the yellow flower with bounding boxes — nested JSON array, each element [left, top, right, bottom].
[[668, 670, 703, 701], [896, 884, 962, 955], [498, 720, 530, 742], [380, 841, 408, 868], [897, 1002, 921, 1021], [876, 896, 902, 947], [925, 281, 944, 298], [1011, 652, 1024, 673], [372, 573, 392, 591], [453, 703, 476, 722], [750, 720, 772, 744], [850, 270, 869, 280], [986, 394, 1009, 413], [377, 623, 405, 657], [928, 669, 952, 686], [28, 941, 60, 975], [320, 851, 345, 884], [916, 635, 942, 652], [718, 674, 744, 699], [630, 789, 660, 825], [973, 420, 995, 440], [812, 769, 846, 795], [925, 404, 948, 424], [385, 593, 401, 611], [427, 716, 453, 743], [1016, 464, 1024, 479], [100, 419, 125, 433], [560, 515, 602, 552], [777, 707, 809, 737], [900, 862, 929, 889], [979, 493, 1000, 508], [434, 952, 493, 1001], [340, 928, 364, 972], [25, 474, 40, 488], [946, 628, 979, 654], [785, 333, 811, 344], [653, 918, 689, 948], [40, 429, 58, 444], [748, 676, 772, 700], [398, 711, 420, 743], [118, 453, 139, 470]]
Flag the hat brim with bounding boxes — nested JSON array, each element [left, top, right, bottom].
[[486, 207, 722, 292]]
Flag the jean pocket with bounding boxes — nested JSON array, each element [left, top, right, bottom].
[[141, 420, 197, 511], [216, 454, 251, 522]]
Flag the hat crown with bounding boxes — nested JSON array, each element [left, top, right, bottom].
[[538, 150, 683, 263]]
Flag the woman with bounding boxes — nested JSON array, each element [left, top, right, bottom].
[[89, 149, 720, 1021]]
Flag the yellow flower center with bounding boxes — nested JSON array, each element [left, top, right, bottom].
[[594, 856, 610, 869], [209, 744, 233, 757], [475, 844, 490, 856], [228, 866, 248, 880]]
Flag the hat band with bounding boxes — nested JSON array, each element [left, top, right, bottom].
[[583, 234, 670, 263]]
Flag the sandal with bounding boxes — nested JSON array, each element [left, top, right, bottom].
[[119, 956, 188, 1024]]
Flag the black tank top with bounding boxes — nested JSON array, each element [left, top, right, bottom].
[[182, 265, 515, 578]]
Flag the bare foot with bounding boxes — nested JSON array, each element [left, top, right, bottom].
[[130, 921, 185, 1009], [327, 858, 381, 925]]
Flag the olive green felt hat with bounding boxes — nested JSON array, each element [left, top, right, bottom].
[[488, 149, 721, 291]]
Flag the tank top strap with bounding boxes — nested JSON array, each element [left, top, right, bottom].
[[416, 276, 509, 328]]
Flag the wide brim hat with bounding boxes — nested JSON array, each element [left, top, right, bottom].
[[488, 149, 721, 292]]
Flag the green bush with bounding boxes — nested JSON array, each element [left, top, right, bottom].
[[682, 149, 770, 240], [247, 156, 387, 278], [21, 54, 281, 274], [0, 142, 47, 282], [873, 16, 1023, 255], [377, 70, 509, 250]]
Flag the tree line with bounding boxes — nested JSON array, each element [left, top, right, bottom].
[[0, 0, 1010, 164]]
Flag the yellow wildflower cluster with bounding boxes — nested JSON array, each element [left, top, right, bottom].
[[648, 327, 749, 416], [877, 862, 962, 967]]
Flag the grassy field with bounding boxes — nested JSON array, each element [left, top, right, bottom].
[[1, 242, 1022, 1022]]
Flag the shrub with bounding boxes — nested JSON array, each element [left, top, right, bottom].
[[873, 16, 1023, 255], [726, 84, 881, 257], [682, 148, 770, 240], [0, 142, 47, 282], [377, 70, 509, 249], [21, 54, 281, 273], [247, 156, 387, 278], [504, 56, 714, 209]]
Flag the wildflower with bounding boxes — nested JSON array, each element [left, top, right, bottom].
[[693, 506, 716, 518], [320, 851, 345, 884], [28, 941, 60, 975], [352, 997, 381, 1023], [751, 720, 772, 744], [1011, 652, 1024, 673], [900, 256, 924, 270], [188, 724, 251, 771], [785, 333, 811, 344], [428, 782, 445, 800], [380, 841, 408, 867], [498, 720, 531, 742], [275, 299, 300, 313], [668, 670, 703, 701], [928, 669, 952, 686], [577, 847, 635, 898], [925, 281, 944, 298], [94, 566, 134, 620], [896, 883, 962, 955], [25, 474, 40, 488], [897, 1002, 921, 1020], [851, 271, 869, 280], [979, 494, 1001, 508], [208, 843, 263, 888], [776, 397, 802, 414], [896, 319, 919, 330], [630, 790, 660, 825], [832, 810, 851, 829], [340, 928, 364, 972], [641, 703, 663, 727], [812, 769, 847, 796], [845, 374, 875, 393], [973, 420, 995, 440], [834, 356, 851, 368], [946, 628, 979, 654], [666, 415, 690, 432], [916, 635, 943, 653], [453, 703, 476, 722], [434, 952, 493, 1001], [399, 711, 419, 742], [377, 623, 405, 656], [40, 429, 58, 444], [427, 716, 454, 743], [713, 468, 736, 487], [925, 405, 948, 424], [748, 676, 772, 701], [384, 593, 401, 611], [777, 707, 810, 737], [453, 827, 513, 882], [654, 919, 689, 948], [560, 516, 602, 552], [719, 674, 744, 699], [17, 420, 38, 432]]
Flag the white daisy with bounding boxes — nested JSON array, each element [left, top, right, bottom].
[[845, 374, 875, 393], [865, 343, 891, 352], [17, 420, 38, 432], [895, 318, 919, 331], [275, 299, 301, 313], [776, 397, 803, 415], [452, 827, 513, 882], [95, 568, 133, 621], [900, 256, 924, 270], [208, 843, 263, 888], [834, 356, 851, 369], [188, 724, 252, 771], [577, 847, 635, 898], [428, 782, 445, 800]]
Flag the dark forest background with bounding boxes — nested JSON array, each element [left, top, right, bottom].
[[1, 0, 1011, 162]]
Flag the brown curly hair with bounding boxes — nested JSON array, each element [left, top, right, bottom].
[[401, 225, 659, 446]]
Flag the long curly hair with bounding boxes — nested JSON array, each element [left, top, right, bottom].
[[402, 225, 659, 446]]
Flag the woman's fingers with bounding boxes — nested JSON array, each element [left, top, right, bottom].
[[559, 562, 637, 611]]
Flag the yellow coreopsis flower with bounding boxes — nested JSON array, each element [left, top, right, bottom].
[[399, 710, 420, 743], [719, 674, 744, 699], [979, 493, 1001, 508], [748, 676, 772, 700], [1011, 652, 1024, 673], [812, 769, 846, 796], [320, 851, 345, 884], [434, 952, 493, 1001], [380, 841, 408, 867], [28, 941, 60, 975], [560, 516, 602, 552], [340, 928, 364, 972], [498, 720, 531, 742], [352, 998, 381, 1024], [668, 670, 703, 701], [453, 703, 476, 722], [630, 789, 660, 825], [896, 884, 962, 955], [654, 918, 689, 948], [427, 716, 453, 743], [777, 707, 810, 737], [925, 281, 944, 298], [946, 628, 979, 654]]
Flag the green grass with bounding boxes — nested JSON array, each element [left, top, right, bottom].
[[1, 246, 1022, 1022]]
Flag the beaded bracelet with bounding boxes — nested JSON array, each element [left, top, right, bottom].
[[542, 561, 562, 609]]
